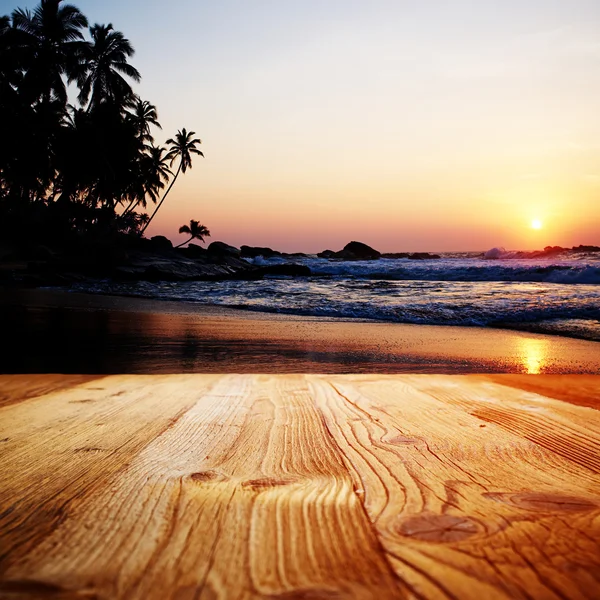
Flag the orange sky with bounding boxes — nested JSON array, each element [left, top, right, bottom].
[[55, 0, 600, 252]]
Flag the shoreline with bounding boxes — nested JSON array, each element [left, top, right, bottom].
[[2, 288, 599, 374], [7, 284, 600, 342]]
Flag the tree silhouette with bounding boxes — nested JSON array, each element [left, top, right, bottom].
[[175, 219, 210, 248], [75, 23, 140, 110], [128, 98, 161, 144], [11, 0, 88, 104], [0, 1, 205, 246], [122, 145, 172, 215], [141, 128, 203, 234]]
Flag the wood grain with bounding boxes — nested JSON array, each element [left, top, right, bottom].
[[481, 375, 600, 410], [0, 375, 103, 409], [0, 374, 599, 599]]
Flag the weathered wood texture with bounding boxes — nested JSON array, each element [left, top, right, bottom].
[[0, 374, 599, 599]]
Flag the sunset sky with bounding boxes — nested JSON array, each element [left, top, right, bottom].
[[6, 0, 600, 251]]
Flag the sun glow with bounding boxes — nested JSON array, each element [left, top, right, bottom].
[[519, 338, 547, 375], [531, 219, 543, 230]]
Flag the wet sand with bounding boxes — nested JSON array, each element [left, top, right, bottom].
[[1, 288, 599, 374]]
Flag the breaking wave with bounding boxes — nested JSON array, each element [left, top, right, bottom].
[[71, 252, 600, 341]]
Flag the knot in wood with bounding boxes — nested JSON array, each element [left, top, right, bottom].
[[397, 514, 480, 543]]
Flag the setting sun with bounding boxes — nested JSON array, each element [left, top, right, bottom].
[[531, 219, 543, 230]]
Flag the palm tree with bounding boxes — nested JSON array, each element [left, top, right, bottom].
[[175, 219, 210, 248], [140, 128, 203, 234], [0, 15, 24, 107], [122, 145, 171, 215], [128, 97, 161, 144], [11, 0, 88, 104], [76, 23, 140, 110]]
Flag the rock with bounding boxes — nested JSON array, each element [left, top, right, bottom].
[[339, 241, 381, 260], [408, 252, 441, 260], [281, 252, 309, 258], [149, 235, 173, 252], [318, 242, 381, 260], [381, 253, 410, 259], [181, 243, 207, 259], [317, 250, 336, 259], [3, 235, 258, 285], [116, 252, 254, 282], [572, 245, 600, 253], [207, 241, 241, 258], [240, 245, 282, 259], [333, 241, 381, 260]]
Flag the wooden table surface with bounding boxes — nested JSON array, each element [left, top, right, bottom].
[[1, 374, 599, 599]]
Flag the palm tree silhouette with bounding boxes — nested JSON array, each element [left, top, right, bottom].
[[141, 128, 203, 234], [175, 219, 210, 248], [11, 0, 88, 104], [0, 2, 208, 246], [122, 145, 172, 215], [128, 98, 161, 144], [0, 15, 21, 93], [76, 23, 140, 110]]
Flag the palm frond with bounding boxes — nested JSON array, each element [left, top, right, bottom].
[[112, 61, 141, 81]]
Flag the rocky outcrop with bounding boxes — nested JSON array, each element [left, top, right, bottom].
[[149, 235, 173, 253], [407, 252, 441, 260], [240, 245, 282, 259], [317, 250, 336, 259], [114, 251, 252, 282], [1, 238, 312, 285], [180, 243, 207, 259], [207, 241, 241, 258], [572, 245, 600, 253], [337, 241, 381, 260], [318, 241, 381, 260], [113, 252, 311, 282], [317, 247, 442, 261]]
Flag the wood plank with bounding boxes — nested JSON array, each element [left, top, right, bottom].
[[0, 375, 405, 599], [481, 375, 600, 411], [1, 374, 600, 599], [0, 375, 221, 571], [414, 375, 600, 474], [308, 374, 600, 600], [0, 374, 104, 409]]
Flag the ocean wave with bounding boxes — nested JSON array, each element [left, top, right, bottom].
[[213, 300, 600, 329], [69, 276, 600, 341], [242, 253, 600, 284], [68, 254, 600, 342], [304, 261, 600, 284]]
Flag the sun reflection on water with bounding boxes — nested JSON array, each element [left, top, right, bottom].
[[519, 338, 547, 374]]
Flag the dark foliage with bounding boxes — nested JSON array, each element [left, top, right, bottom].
[[0, 0, 203, 250]]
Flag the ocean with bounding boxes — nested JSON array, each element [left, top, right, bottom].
[[71, 251, 600, 342]]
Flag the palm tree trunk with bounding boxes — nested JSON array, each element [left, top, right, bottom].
[[140, 161, 182, 235], [121, 196, 138, 216], [174, 236, 192, 249]]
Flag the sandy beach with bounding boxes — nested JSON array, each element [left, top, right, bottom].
[[2, 288, 599, 374]]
